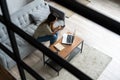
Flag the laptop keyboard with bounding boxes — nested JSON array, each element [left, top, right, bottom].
[[67, 35, 73, 43]]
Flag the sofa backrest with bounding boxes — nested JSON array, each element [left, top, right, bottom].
[[11, 0, 50, 28]]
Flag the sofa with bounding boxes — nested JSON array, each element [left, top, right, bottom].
[[0, 0, 65, 70]]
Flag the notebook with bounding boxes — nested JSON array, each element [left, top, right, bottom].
[[62, 30, 76, 45], [54, 43, 65, 51]]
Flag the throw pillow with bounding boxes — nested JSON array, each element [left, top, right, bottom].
[[30, 9, 50, 25]]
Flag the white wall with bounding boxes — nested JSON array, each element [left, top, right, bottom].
[[5, 0, 33, 14]]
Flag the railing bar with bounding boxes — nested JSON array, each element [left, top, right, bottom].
[[0, 16, 92, 80], [0, 0, 26, 79], [21, 61, 44, 80], [0, 43, 45, 80], [0, 43, 16, 60], [53, 0, 120, 35]]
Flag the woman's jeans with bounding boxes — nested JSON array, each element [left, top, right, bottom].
[[36, 33, 58, 45]]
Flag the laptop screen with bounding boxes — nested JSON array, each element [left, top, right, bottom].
[[62, 33, 75, 44]]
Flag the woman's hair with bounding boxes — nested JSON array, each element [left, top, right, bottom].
[[46, 12, 58, 23]]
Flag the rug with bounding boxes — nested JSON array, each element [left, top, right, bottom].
[[17, 44, 112, 80], [48, 0, 90, 18]]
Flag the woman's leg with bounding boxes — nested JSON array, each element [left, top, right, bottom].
[[37, 35, 50, 43], [49, 33, 58, 45], [37, 33, 58, 45]]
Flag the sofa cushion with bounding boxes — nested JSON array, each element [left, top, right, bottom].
[[1, 43, 15, 69], [0, 23, 8, 42], [3, 36, 26, 48], [11, 0, 45, 28], [2, 40, 35, 69], [0, 50, 8, 69], [24, 24, 38, 30], [30, 4, 50, 25], [30, 10, 46, 25], [23, 24, 38, 36]]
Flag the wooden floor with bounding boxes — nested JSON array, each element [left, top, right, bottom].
[[69, 0, 120, 80], [0, 64, 16, 80], [10, 0, 120, 80]]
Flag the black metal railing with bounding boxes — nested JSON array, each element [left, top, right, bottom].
[[0, 0, 92, 80], [53, 0, 120, 35], [0, 0, 120, 80]]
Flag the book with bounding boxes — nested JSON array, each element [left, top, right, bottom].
[[54, 43, 65, 51]]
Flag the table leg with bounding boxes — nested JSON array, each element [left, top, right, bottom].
[[81, 41, 84, 53], [43, 54, 45, 65]]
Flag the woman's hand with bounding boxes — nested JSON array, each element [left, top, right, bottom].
[[58, 26, 64, 30]]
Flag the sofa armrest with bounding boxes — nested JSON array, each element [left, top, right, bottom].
[[49, 5, 65, 21]]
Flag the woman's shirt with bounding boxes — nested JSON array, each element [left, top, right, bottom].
[[33, 22, 53, 39]]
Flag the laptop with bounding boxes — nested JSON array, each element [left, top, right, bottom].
[[62, 30, 76, 45]]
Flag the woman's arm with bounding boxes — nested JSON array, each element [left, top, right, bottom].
[[50, 23, 64, 35], [52, 26, 63, 34]]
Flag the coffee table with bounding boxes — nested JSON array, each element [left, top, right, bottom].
[[43, 35, 84, 75]]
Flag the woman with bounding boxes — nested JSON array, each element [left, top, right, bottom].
[[33, 13, 64, 45]]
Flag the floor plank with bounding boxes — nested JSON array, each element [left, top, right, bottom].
[[10, 0, 120, 80], [0, 64, 16, 80]]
